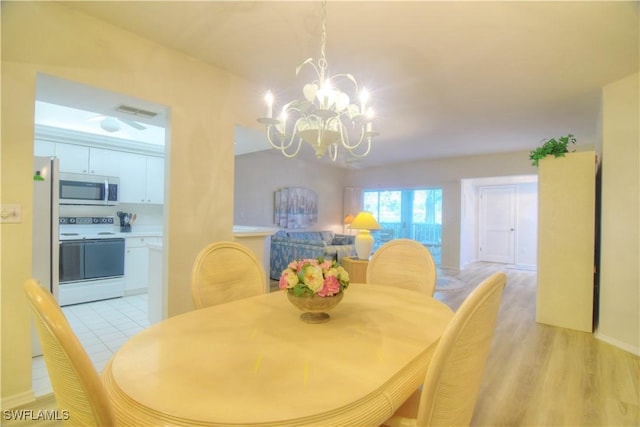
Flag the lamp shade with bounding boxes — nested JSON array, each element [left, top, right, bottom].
[[343, 214, 355, 225], [350, 211, 381, 230], [350, 212, 381, 260]]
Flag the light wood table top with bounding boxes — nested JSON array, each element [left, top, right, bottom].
[[102, 283, 454, 426]]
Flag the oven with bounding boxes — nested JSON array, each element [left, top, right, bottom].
[[60, 238, 125, 282], [58, 237, 125, 305]]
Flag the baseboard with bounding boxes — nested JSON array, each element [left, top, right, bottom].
[[594, 331, 640, 356], [1, 390, 36, 410]]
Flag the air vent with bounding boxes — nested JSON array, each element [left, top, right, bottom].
[[115, 104, 158, 118]]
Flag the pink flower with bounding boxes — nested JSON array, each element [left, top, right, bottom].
[[279, 269, 299, 289], [318, 275, 340, 297]]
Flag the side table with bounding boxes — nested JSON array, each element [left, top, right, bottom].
[[341, 256, 369, 283]]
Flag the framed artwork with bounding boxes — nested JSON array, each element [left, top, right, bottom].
[[274, 187, 318, 229]]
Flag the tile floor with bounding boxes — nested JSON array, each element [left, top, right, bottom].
[[32, 293, 149, 397]]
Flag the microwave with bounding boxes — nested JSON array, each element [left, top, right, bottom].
[[59, 173, 119, 206]]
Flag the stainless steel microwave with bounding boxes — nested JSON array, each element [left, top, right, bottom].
[[59, 173, 119, 206]]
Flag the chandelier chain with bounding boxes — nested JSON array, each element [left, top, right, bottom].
[[318, 0, 328, 77]]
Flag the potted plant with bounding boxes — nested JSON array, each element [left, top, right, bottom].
[[529, 134, 577, 166]]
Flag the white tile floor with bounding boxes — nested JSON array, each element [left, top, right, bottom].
[[32, 293, 149, 397]]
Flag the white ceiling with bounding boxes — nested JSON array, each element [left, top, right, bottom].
[[45, 1, 638, 169]]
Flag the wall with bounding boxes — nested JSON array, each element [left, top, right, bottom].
[[234, 150, 347, 233], [1, 2, 258, 406], [345, 151, 537, 269], [597, 72, 640, 354]]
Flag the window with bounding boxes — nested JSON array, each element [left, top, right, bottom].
[[363, 188, 442, 264]]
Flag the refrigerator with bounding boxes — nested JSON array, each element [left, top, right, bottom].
[[31, 156, 60, 356]]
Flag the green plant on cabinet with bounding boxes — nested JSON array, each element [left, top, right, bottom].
[[529, 134, 577, 167]]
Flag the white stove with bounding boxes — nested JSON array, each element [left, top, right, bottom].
[[58, 216, 125, 306], [59, 216, 119, 240]]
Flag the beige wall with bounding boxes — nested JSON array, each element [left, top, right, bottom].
[[598, 72, 640, 354], [344, 151, 537, 269], [234, 150, 347, 232], [1, 2, 258, 404]]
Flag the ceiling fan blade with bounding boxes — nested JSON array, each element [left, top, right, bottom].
[[121, 119, 146, 130]]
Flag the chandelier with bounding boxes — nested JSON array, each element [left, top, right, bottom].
[[257, 0, 378, 161]]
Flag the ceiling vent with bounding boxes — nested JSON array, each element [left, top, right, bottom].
[[115, 104, 158, 118]]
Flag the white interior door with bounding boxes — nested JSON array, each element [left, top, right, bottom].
[[479, 185, 516, 263]]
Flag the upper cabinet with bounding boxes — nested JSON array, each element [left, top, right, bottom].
[[35, 127, 165, 205], [54, 143, 121, 176], [118, 152, 164, 204]]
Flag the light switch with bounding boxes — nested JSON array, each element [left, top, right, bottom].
[[0, 204, 22, 223]]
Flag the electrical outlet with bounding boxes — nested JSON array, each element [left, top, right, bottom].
[[0, 204, 22, 223]]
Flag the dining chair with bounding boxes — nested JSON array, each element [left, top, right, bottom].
[[383, 271, 507, 427], [366, 238, 437, 295], [191, 241, 266, 309], [24, 279, 116, 427]]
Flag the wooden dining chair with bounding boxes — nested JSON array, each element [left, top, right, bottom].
[[366, 238, 437, 295], [24, 279, 116, 427], [383, 272, 507, 427], [191, 241, 266, 309]]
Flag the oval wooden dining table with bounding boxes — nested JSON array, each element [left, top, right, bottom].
[[101, 283, 454, 426]]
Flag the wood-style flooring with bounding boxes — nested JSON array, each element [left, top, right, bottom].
[[6, 262, 639, 426]]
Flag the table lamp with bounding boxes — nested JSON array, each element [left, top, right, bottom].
[[350, 211, 381, 260]]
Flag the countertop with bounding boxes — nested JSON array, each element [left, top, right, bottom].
[[232, 225, 278, 237]]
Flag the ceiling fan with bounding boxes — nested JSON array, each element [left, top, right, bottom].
[[88, 115, 147, 132]]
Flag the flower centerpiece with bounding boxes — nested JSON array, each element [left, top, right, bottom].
[[279, 257, 349, 323]]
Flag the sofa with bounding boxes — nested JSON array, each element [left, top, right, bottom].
[[270, 230, 356, 280]]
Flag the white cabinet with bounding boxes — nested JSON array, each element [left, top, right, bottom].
[[34, 139, 55, 156], [55, 143, 90, 173], [34, 138, 165, 204], [118, 153, 164, 204], [536, 151, 596, 333], [145, 156, 164, 204], [124, 236, 162, 295], [55, 143, 121, 176]]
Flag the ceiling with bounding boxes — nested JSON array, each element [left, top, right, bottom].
[[48, 1, 638, 169]]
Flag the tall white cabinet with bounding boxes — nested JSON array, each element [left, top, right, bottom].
[[536, 151, 596, 332]]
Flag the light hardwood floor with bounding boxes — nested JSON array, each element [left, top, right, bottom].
[[7, 262, 639, 426]]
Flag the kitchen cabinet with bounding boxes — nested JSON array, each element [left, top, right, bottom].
[[34, 139, 56, 156], [124, 236, 162, 295], [145, 156, 164, 204], [118, 152, 164, 204], [55, 143, 121, 176]]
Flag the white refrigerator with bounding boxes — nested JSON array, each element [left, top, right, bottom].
[[31, 156, 60, 356]]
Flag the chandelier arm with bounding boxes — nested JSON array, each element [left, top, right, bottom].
[[280, 138, 304, 158], [334, 118, 368, 151], [329, 143, 338, 161], [266, 124, 297, 151], [348, 138, 372, 158]]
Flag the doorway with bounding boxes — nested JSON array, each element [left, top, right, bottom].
[[461, 175, 538, 269], [31, 74, 169, 394]]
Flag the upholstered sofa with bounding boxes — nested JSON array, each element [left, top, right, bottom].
[[270, 230, 356, 280]]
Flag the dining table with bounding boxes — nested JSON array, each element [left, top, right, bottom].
[[101, 283, 454, 426]]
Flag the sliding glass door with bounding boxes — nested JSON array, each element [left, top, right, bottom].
[[363, 188, 442, 264]]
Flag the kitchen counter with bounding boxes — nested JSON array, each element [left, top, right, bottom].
[[232, 225, 278, 237], [59, 227, 162, 241]]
